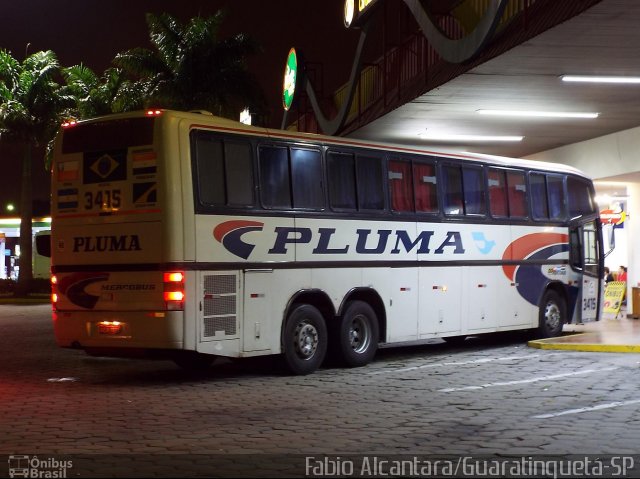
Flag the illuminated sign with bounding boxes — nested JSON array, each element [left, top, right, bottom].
[[282, 48, 298, 111], [359, 0, 375, 11], [344, 0, 379, 28], [344, 0, 355, 27], [239, 108, 252, 125], [600, 209, 626, 226]]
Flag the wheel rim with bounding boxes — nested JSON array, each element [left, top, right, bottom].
[[544, 301, 561, 331], [349, 314, 372, 354], [293, 320, 319, 360]]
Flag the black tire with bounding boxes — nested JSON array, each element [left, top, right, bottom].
[[173, 351, 215, 371], [334, 300, 379, 367], [443, 335, 467, 346], [282, 304, 327, 375], [538, 289, 566, 338]]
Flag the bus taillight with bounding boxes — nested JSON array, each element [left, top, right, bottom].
[[163, 272, 185, 310], [51, 275, 58, 310]]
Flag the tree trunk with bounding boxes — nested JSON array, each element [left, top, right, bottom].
[[15, 143, 33, 297]]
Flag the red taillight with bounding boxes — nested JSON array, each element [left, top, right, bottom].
[[146, 109, 163, 116], [61, 119, 77, 128], [163, 271, 185, 310], [51, 275, 58, 310]]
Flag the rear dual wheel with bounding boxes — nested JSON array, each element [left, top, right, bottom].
[[333, 300, 379, 368]]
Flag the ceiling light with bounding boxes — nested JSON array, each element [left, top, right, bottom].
[[477, 109, 598, 119], [561, 75, 640, 84], [419, 132, 523, 142]]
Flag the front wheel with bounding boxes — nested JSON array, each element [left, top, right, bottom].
[[538, 289, 566, 338], [282, 304, 328, 375], [334, 301, 379, 367]]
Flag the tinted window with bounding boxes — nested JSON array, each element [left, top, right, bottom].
[[291, 148, 323, 209], [547, 175, 566, 220], [327, 151, 356, 210], [414, 162, 438, 213], [530, 173, 549, 220], [259, 146, 291, 208], [567, 176, 595, 217], [507, 171, 527, 218], [462, 166, 485, 215], [356, 155, 384, 210], [194, 136, 225, 205], [442, 165, 463, 215], [192, 133, 254, 207], [389, 160, 413, 212], [62, 117, 155, 154], [488, 168, 508, 217]]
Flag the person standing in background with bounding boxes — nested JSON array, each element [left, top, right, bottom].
[[618, 265, 628, 283], [604, 267, 614, 284]]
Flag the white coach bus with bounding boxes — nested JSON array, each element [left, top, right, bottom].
[[50, 110, 604, 374]]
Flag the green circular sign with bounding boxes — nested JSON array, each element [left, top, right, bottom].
[[282, 48, 298, 111]]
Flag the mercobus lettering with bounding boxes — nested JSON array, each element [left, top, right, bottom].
[[72, 235, 142, 252]]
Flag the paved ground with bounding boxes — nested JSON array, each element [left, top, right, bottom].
[[1, 304, 639, 477]]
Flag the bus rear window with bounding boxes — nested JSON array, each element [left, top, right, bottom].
[[62, 117, 155, 154]]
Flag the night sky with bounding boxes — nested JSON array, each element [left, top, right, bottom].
[[0, 0, 360, 209]]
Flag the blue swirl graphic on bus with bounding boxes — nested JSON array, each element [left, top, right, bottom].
[[214, 220, 264, 259], [471, 231, 495, 255]]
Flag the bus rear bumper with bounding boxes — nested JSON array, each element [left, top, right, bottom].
[[52, 310, 184, 351]]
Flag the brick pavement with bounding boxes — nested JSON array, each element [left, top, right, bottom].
[[0, 304, 639, 477]]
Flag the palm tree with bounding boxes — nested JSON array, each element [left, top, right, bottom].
[[62, 64, 144, 118], [115, 12, 266, 120], [0, 49, 69, 295]]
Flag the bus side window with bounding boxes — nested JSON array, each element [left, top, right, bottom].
[[488, 168, 508, 217], [547, 174, 566, 220], [507, 170, 527, 218], [530, 172, 549, 220], [462, 166, 486, 215], [356, 155, 384, 210], [414, 162, 438, 214], [388, 159, 413, 212], [327, 151, 356, 210], [567, 176, 596, 217], [442, 165, 463, 215], [259, 145, 291, 209], [225, 141, 254, 206], [194, 135, 226, 206], [291, 147, 323, 209], [192, 133, 254, 208]]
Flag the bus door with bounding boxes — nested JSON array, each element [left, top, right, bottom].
[[569, 220, 602, 322]]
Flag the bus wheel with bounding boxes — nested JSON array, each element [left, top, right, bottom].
[[283, 304, 327, 375], [538, 290, 566, 338], [336, 301, 379, 367], [173, 351, 215, 371]]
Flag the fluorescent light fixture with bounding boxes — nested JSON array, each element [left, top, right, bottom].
[[477, 109, 598, 119], [419, 132, 523, 142], [561, 75, 640, 84]]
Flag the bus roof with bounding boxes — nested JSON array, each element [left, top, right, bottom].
[[66, 109, 589, 178]]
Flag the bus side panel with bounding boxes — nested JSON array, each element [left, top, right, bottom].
[[509, 225, 573, 327]]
